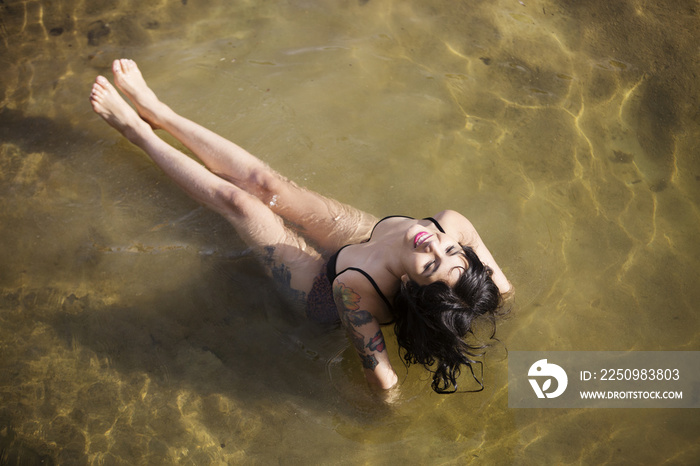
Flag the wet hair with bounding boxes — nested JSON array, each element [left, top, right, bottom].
[[393, 245, 505, 394]]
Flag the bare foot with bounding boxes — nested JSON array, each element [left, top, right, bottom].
[[111, 59, 168, 129], [90, 75, 152, 143]]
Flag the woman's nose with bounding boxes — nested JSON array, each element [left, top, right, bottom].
[[426, 240, 442, 256]]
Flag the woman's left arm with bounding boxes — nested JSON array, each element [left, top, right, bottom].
[[435, 210, 513, 295], [332, 276, 399, 390]]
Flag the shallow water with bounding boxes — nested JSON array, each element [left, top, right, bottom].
[[1, 0, 699, 463]]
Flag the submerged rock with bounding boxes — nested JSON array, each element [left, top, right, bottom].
[[87, 20, 110, 46], [611, 150, 634, 163]]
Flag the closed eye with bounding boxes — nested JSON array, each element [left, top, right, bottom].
[[424, 246, 460, 275]]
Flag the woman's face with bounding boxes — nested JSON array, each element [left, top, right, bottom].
[[402, 226, 468, 286]]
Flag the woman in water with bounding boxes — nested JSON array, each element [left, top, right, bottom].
[[90, 59, 512, 393]]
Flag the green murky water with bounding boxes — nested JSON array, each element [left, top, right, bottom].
[[1, 0, 698, 463]]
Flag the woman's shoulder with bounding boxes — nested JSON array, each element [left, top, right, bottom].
[[431, 210, 478, 242], [432, 209, 468, 223], [332, 269, 395, 322]]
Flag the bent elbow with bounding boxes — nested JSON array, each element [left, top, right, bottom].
[[366, 368, 398, 390]]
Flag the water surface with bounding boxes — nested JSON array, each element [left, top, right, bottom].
[[1, 0, 698, 463]]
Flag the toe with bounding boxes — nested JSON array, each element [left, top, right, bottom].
[[94, 75, 110, 91], [120, 58, 132, 73]]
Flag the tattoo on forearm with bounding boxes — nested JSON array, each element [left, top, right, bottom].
[[333, 281, 386, 371], [347, 309, 373, 326], [366, 331, 386, 353], [350, 332, 365, 354], [359, 353, 379, 370]]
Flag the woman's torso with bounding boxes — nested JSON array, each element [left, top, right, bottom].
[[326, 215, 447, 324]]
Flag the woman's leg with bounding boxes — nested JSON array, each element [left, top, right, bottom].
[[109, 59, 377, 254], [90, 75, 324, 301]]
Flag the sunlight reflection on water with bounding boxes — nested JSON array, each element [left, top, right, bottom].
[[0, 0, 698, 463]]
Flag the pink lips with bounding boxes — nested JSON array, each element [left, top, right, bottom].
[[413, 231, 432, 248]]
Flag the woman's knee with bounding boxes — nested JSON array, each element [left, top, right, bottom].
[[213, 183, 260, 219], [246, 167, 289, 203]]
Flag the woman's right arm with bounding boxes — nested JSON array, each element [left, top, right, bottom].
[[332, 276, 398, 390], [435, 210, 513, 295]]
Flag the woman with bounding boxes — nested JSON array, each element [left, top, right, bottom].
[[90, 59, 512, 393]]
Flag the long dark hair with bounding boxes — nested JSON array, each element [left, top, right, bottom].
[[393, 245, 504, 394]]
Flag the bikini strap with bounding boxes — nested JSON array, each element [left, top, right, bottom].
[[364, 215, 414, 242], [335, 267, 393, 310], [424, 216, 446, 233]]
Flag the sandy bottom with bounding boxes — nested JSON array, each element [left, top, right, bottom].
[[0, 0, 698, 463]]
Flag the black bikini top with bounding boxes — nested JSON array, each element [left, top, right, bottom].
[[325, 216, 446, 310]]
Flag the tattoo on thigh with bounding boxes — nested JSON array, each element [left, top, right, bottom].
[[262, 246, 306, 307]]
